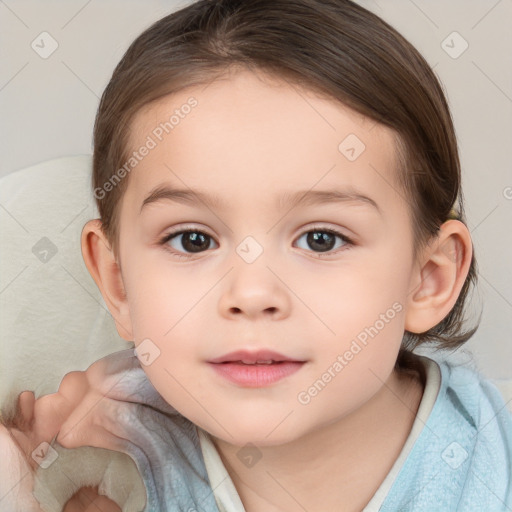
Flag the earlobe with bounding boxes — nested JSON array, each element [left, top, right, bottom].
[[81, 219, 133, 341], [404, 220, 472, 334]]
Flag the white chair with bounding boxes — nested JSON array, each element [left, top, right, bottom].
[[0, 155, 131, 413], [0, 155, 146, 512]]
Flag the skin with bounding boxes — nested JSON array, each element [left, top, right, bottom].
[[0, 421, 42, 512], [69, 68, 469, 511]]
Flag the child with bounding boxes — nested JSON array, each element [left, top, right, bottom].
[[2, 0, 512, 510]]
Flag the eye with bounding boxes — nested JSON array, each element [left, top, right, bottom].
[[294, 225, 353, 256], [160, 227, 218, 259], [159, 224, 354, 259]]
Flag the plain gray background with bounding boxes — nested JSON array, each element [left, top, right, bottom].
[[1, 0, 511, 378]]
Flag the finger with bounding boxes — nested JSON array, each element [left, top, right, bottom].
[[18, 391, 36, 428], [56, 395, 136, 446], [83, 352, 144, 399], [32, 392, 71, 445], [56, 422, 128, 453], [3, 391, 35, 431]]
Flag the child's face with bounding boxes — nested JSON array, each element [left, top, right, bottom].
[[112, 68, 420, 446]]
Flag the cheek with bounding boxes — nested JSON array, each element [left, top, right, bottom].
[[310, 260, 408, 344], [305, 259, 409, 399], [122, 249, 203, 335], [138, 354, 208, 425]]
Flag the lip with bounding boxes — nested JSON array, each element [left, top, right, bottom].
[[208, 360, 305, 387], [207, 349, 303, 364], [207, 349, 306, 387]]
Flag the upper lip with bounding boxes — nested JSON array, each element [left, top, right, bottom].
[[208, 349, 304, 364]]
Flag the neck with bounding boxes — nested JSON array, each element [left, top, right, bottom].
[[211, 367, 425, 512]]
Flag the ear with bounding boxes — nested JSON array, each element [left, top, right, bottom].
[[404, 219, 473, 334], [81, 219, 133, 341]]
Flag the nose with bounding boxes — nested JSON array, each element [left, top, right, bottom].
[[218, 258, 291, 320]]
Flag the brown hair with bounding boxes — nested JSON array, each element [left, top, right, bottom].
[[91, 0, 479, 370]]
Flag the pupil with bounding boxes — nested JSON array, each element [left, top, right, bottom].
[[308, 231, 334, 252]]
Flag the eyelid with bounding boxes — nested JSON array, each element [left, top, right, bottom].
[[297, 222, 355, 244], [299, 222, 353, 238], [161, 223, 214, 239]]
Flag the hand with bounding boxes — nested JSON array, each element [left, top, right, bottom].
[[0, 422, 45, 512], [3, 350, 148, 511], [53, 351, 151, 452], [13, 351, 144, 454]]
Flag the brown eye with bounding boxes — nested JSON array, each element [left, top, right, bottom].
[[295, 226, 352, 255], [161, 229, 217, 257]]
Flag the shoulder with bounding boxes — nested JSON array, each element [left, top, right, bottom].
[[428, 355, 512, 504], [382, 354, 512, 511], [433, 356, 512, 506], [432, 355, 512, 436]]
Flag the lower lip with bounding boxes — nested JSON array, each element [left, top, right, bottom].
[[208, 361, 305, 387]]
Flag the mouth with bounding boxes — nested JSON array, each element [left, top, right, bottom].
[[217, 360, 288, 365], [207, 349, 305, 365], [207, 350, 306, 387]]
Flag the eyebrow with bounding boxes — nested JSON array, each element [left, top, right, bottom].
[[139, 184, 381, 215]]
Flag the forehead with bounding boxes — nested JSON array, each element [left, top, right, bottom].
[[123, 69, 403, 217]]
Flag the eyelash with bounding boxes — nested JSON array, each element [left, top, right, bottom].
[[159, 224, 354, 260]]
